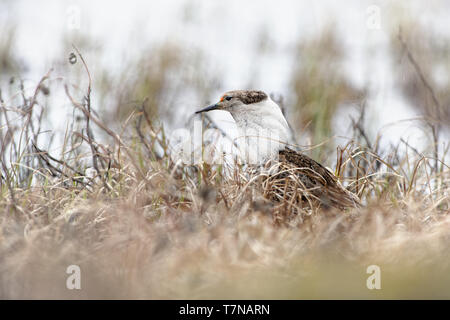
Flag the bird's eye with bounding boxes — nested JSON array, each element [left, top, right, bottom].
[[225, 96, 232, 101]]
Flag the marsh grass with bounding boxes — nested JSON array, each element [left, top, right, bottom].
[[0, 44, 449, 300], [290, 27, 364, 160]]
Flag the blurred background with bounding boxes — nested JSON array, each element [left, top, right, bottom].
[[0, 0, 449, 161]]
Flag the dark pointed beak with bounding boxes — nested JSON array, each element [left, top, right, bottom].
[[195, 103, 220, 114]]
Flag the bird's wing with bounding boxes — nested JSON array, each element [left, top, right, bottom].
[[277, 147, 360, 209]]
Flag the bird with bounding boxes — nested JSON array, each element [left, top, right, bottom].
[[195, 90, 360, 212]]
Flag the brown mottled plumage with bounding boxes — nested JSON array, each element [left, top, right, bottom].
[[262, 147, 361, 211], [221, 90, 268, 104]]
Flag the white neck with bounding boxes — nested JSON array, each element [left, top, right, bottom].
[[229, 98, 292, 164]]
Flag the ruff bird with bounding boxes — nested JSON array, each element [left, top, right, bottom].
[[196, 90, 360, 210]]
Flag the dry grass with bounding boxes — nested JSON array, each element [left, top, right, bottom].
[[392, 23, 450, 129], [0, 43, 450, 300]]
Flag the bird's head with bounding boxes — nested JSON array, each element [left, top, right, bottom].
[[195, 90, 293, 163], [195, 90, 293, 155], [195, 90, 269, 115]]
